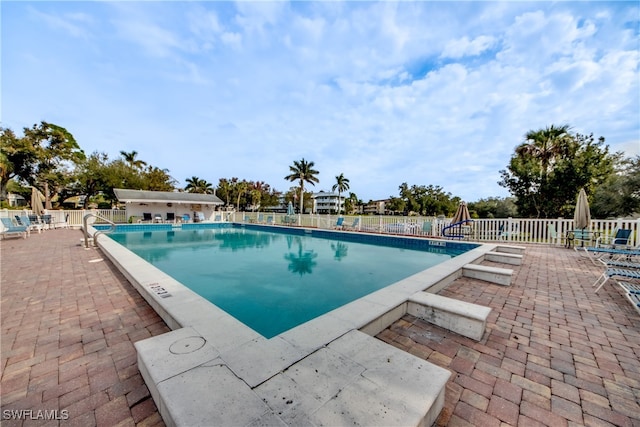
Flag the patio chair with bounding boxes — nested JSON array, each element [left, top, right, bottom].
[[18, 215, 42, 234], [333, 217, 345, 229], [422, 221, 432, 236], [581, 245, 640, 265], [214, 214, 222, 222], [1, 217, 28, 239], [53, 214, 70, 229], [547, 224, 563, 246], [257, 214, 264, 223], [195, 212, 206, 222], [142, 213, 153, 223], [617, 281, 640, 315], [593, 267, 640, 293], [41, 214, 53, 230], [597, 229, 632, 249], [153, 214, 163, 223], [182, 214, 191, 223], [166, 212, 176, 223], [266, 215, 274, 225], [343, 218, 360, 231]]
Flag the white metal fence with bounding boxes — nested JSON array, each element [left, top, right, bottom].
[[2, 208, 638, 247]]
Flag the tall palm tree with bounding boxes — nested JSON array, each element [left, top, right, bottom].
[[120, 150, 147, 170], [235, 180, 249, 212], [284, 158, 319, 214], [331, 173, 350, 214], [185, 176, 214, 194]]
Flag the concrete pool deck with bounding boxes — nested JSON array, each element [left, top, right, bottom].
[[1, 228, 639, 426]]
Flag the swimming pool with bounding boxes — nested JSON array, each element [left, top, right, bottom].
[[105, 223, 477, 338]]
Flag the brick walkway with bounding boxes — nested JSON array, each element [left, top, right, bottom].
[[2, 230, 639, 426], [377, 245, 640, 427], [1, 229, 169, 426]]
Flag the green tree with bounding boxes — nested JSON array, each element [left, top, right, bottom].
[[185, 176, 214, 194], [331, 173, 350, 214], [21, 122, 86, 208], [234, 180, 249, 212], [468, 197, 518, 218], [285, 158, 319, 214], [217, 178, 232, 206], [500, 126, 615, 218], [1, 127, 38, 200], [591, 155, 640, 218], [120, 150, 147, 171], [144, 166, 176, 191]]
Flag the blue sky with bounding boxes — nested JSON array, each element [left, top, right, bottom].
[[2, 1, 639, 202]]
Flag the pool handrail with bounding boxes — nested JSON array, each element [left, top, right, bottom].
[[442, 219, 474, 240]]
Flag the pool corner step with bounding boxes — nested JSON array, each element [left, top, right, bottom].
[[462, 263, 513, 286], [407, 292, 491, 341]]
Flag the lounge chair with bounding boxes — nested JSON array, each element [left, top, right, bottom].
[[597, 228, 632, 249], [334, 217, 345, 229], [1, 217, 28, 239], [343, 218, 360, 231], [257, 214, 264, 223], [141, 213, 153, 223], [153, 214, 163, 223], [616, 281, 640, 315], [581, 245, 640, 265], [18, 215, 42, 234], [195, 212, 206, 222], [182, 214, 191, 223], [214, 214, 222, 222], [593, 267, 640, 293], [266, 215, 274, 225], [166, 212, 176, 223]]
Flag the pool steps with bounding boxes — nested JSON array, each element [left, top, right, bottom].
[[462, 264, 513, 286], [484, 251, 523, 265], [408, 292, 491, 341]]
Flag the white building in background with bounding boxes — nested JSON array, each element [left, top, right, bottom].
[[312, 191, 344, 214]]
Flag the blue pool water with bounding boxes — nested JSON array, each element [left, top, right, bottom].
[[106, 224, 476, 338]]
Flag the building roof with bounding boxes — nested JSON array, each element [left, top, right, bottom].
[[113, 189, 223, 205]]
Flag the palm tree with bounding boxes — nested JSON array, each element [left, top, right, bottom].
[[185, 176, 214, 194], [331, 173, 350, 214], [284, 158, 319, 214], [120, 150, 147, 170], [517, 125, 572, 176], [235, 180, 249, 212]]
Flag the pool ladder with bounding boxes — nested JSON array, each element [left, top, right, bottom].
[[83, 213, 116, 248]]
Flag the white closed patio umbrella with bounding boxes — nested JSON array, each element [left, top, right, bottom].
[[573, 188, 591, 230]]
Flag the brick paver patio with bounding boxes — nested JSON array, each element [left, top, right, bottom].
[[1, 229, 169, 426], [1, 229, 639, 426], [378, 244, 640, 427]]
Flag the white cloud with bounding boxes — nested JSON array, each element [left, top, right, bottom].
[[3, 1, 638, 202], [441, 35, 497, 59]]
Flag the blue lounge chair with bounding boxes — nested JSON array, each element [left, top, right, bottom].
[[597, 229, 632, 249], [182, 214, 191, 223], [266, 215, 274, 225], [1, 217, 28, 239], [334, 217, 345, 229], [18, 215, 42, 234], [593, 267, 640, 293]]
